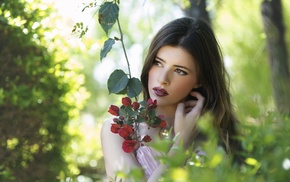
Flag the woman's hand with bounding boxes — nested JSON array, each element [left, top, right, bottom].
[[173, 91, 205, 148]]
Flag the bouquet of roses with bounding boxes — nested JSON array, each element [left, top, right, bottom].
[[108, 97, 166, 153]]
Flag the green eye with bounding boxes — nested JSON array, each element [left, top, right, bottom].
[[175, 69, 187, 75]]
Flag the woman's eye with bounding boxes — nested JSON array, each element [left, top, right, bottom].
[[153, 60, 162, 67], [175, 69, 187, 75]]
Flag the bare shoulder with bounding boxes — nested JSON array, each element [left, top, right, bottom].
[[101, 118, 114, 137], [101, 118, 123, 151], [100, 118, 141, 180], [101, 118, 125, 147]]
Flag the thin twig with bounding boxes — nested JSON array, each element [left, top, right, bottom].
[[116, 18, 132, 79]]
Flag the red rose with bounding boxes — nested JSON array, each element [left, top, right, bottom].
[[122, 140, 137, 153], [110, 123, 121, 133], [132, 102, 140, 110], [118, 124, 134, 139], [158, 120, 167, 128], [122, 97, 132, 106], [147, 98, 157, 109], [108, 105, 119, 116], [142, 135, 152, 142]]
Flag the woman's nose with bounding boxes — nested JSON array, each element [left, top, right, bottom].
[[158, 70, 170, 85]]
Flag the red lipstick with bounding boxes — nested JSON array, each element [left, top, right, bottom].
[[153, 87, 168, 97]]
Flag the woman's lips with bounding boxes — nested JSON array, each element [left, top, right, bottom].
[[153, 87, 168, 97]]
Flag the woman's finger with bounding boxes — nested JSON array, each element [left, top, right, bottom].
[[184, 106, 193, 114], [184, 100, 197, 108], [188, 91, 205, 112]]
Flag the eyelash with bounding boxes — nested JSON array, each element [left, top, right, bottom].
[[175, 69, 187, 75], [153, 60, 188, 76], [153, 60, 162, 67]]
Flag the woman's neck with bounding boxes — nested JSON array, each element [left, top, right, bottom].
[[156, 105, 177, 129]]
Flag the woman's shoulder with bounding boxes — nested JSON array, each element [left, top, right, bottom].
[[100, 117, 121, 143], [101, 118, 114, 134], [101, 117, 141, 180]]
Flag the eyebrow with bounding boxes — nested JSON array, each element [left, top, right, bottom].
[[155, 56, 192, 72]]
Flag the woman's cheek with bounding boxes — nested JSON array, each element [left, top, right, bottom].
[[175, 84, 192, 98]]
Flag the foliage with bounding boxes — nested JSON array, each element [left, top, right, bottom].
[[120, 111, 290, 181], [215, 0, 274, 120], [99, 1, 143, 99], [73, 1, 143, 99], [0, 0, 88, 181]]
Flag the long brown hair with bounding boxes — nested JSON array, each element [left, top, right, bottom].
[[141, 17, 243, 162]]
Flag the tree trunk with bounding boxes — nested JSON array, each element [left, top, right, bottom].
[[261, 0, 290, 115], [183, 0, 211, 25]]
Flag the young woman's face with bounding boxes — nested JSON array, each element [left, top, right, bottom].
[[148, 45, 199, 107]]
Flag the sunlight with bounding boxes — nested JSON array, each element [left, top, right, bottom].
[[283, 158, 290, 170]]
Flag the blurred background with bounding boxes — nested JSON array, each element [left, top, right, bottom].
[[1, 0, 289, 181]]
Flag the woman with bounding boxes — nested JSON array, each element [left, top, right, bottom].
[[101, 17, 243, 181]]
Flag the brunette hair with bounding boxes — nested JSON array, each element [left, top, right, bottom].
[[141, 17, 243, 162]]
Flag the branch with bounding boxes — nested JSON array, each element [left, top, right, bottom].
[[116, 18, 132, 79]]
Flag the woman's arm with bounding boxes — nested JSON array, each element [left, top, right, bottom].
[[148, 91, 205, 181], [101, 118, 141, 181]]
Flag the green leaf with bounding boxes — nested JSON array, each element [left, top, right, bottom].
[[119, 105, 128, 116], [120, 106, 138, 117], [136, 116, 146, 123], [100, 38, 115, 60], [147, 109, 156, 119], [127, 77, 142, 98], [98, 2, 119, 34], [139, 100, 146, 108], [107, 69, 129, 94]]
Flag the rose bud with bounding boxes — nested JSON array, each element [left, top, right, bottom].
[[142, 135, 152, 142], [113, 118, 119, 123], [110, 124, 121, 133], [122, 97, 132, 106], [147, 98, 157, 109], [132, 102, 140, 110], [108, 105, 119, 116]]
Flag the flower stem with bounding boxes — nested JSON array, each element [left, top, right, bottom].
[[117, 17, 139, 102], [117, 18, 132, 79]]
